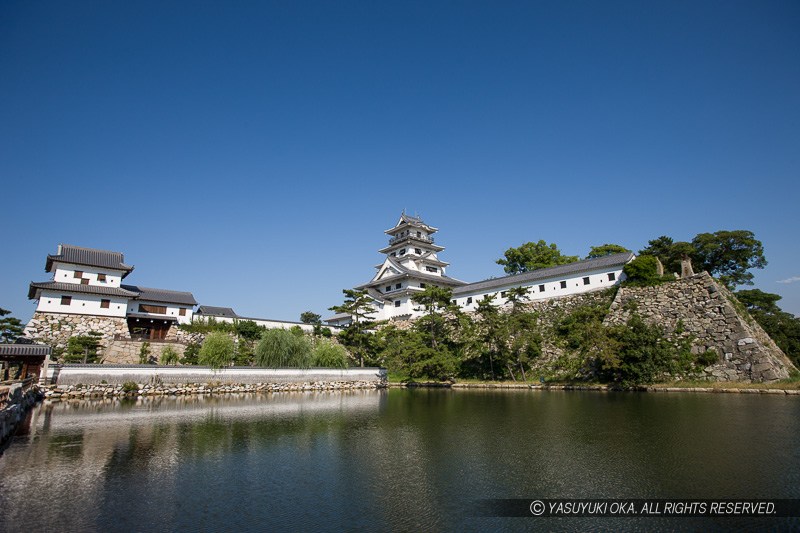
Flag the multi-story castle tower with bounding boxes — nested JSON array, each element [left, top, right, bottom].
[[353, 213, 465, 321]]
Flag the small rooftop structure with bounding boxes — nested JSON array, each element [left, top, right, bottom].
[[46, 244, 134, 277], [195, 306, 239, 319]]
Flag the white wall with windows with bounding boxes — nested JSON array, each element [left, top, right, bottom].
[[452, 267, 626, 311], [128, 300, 195, 324], [51, 262, 125, 287], [36, 291, 128, 317]]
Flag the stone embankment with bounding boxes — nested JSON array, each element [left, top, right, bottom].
[[605, 272, 795, 382], [45, 380, 383, 400], [1, 382, 43, 447]]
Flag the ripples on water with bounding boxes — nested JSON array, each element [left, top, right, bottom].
[[1, 389, 799, 532]]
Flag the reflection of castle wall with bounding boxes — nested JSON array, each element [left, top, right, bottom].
[[0, 391, 385, 530]]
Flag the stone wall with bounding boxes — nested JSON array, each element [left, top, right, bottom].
[[103, 340, 188, 364], [24, 312, 128, 356], [1, 383, 43, 446], [604, 272, 795, 383]]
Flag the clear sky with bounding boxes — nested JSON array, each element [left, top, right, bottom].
[[1, 0, 799, 323]]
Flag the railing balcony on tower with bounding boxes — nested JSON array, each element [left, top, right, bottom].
[[389, 234, 435, 246]]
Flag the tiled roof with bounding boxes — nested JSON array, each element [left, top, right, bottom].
[[324, 312, 351, 322], [0, 344, 51, 358], [452, 252, 635, 295], [122, 285, 198, 306], [28, 281, 140, 300], [196, 306, 239, 318], [46, 244, 134, 276], [126, 312, 178, 322], [357, 256, 466, 290]]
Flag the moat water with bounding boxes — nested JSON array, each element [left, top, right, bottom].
[[1, 389, 799, 531]]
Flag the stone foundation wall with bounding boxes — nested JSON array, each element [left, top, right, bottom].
[[103, 340, 188, 364], [24, 312, 129, 356], [604, 272, 795, 383]]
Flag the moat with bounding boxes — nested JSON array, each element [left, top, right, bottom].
[[2, 389, 799, 531]]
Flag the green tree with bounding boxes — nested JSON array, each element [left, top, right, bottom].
[[411, 286, 455, 349], [198, 332, 235, 369], [497, 240, 579, 274], [139, 342, 152, 364], [639, 236, 693, 275], [234, 320, 264, 341], [63, 332, 103, 363], [255, 328, 312, 368], [329, 289, 377, 367], [312, 340, 349, 368], [300, 311, 322, 325], [0, 307, 24, 343], [180, 342, 201, 365], [587, 244, 631, 259], [691, 230, 767, 288], [160, 345, 179, 365], [622, 255, 666, 285]]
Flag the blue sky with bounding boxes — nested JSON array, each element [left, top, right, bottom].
[[1, 0, 799, 323]]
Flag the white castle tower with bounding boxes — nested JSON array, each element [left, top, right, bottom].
[[354, 213, 465, 320]]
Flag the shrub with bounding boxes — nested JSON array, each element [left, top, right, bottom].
[[255, 329, 312, 368], [180, 342, 201, 365], [63, 332, 102, 363], [139, 342, 152, 364], [198, 332, 235, 369], [312, 340, 349, 368], [122, 381, 138, 393], [596, 315, 695, 387], [160, 345, 179, 365], [696, 349, 719, 368], [622, 255, 669, 286]]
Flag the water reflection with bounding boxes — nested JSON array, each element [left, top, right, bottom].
[[1, 390, 799, 531]]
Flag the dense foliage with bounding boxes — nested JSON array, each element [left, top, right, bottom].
[[255, 328, 312, 368], [586, 244, 631, 259], [0, 307, 24, 343], [198, 332, 235, 368], [62, 332, 103, 363], [639, 230, 766, 289], [622, 255, 672, 286], [496, 240, 579, 274]]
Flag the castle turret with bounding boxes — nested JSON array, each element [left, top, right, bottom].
[[354, 213, 465, 320]]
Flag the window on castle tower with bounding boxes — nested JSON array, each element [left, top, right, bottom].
[[416, 231, 421, 237], [100, 299, 110, 309], [583, 277, 590, 285], [420, 283, 426, 288], [81, 279, 89, 285], [467, 297, 473, 304], [608, 272, 616, 281], [74, 271, 83, 278], [415, 248, 422, 254], [394, 300, 401, 307], [426, 266, 438, 273], [395, 283, 402, 290], [400, 249, 406, 255], [560, 281, 567, 289], [539, 284, 545, 292], [386, 286, 391, 292], [98, 273, 106, 282], [61, 295, 71, 305]]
